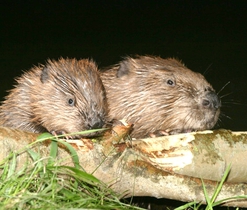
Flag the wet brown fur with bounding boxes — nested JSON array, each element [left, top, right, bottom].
[[101, 55, 220, 138], [0, 58, 108, 135]]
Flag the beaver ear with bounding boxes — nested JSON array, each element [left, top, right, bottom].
[[116, 61, 130, 78], [40, 67, 50, 83]]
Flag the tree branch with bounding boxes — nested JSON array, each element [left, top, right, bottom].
[[1, 126, 247, 207]]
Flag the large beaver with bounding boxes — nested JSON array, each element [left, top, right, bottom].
[[101, 56, 221, 138], [0, 58, 107, 136]]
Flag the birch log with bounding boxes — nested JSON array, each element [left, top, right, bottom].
[[1, 125, 247, 207]]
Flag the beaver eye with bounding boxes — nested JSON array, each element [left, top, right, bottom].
[[167, 79, 175, 86], [68, 98, 75, 106]]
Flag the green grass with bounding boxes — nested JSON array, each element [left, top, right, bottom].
[[175, 165, 247, 210], [0, 131, 144, 210]]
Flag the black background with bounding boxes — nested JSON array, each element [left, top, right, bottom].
[[1, 0, 247, 131]]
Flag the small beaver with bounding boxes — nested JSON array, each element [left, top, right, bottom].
[[101, 56, 221, 138], [0, 58, 108, 136]]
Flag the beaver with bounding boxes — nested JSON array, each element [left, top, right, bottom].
[[0, 58, 108, 137], [100, 55, 221, 138]]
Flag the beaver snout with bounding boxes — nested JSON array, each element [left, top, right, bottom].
[[88, 118, 105, 129], [202, 91, 221, 110]]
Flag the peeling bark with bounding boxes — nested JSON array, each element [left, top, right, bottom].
[[1, 126, 247, 207]]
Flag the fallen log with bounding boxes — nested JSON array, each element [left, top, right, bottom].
[[1, 125, 247, 207]]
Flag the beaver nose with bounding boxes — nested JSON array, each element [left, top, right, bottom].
[[202, 91, 221, 110], [89, 119, 104, 129]]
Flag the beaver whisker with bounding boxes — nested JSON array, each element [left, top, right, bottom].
[[217, 81, 231, 95], [220, 92, 233, 99], [219, 112, 232, 120], [203, 62, 214, 76]]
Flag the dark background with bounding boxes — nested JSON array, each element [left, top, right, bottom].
[[1, 0, 247, 131]]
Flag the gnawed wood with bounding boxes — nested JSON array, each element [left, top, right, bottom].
[[1, 126, 247, 207]]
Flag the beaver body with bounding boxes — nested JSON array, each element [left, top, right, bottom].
[[0, 58, 107, 136], [101, 56, 221, 138]]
